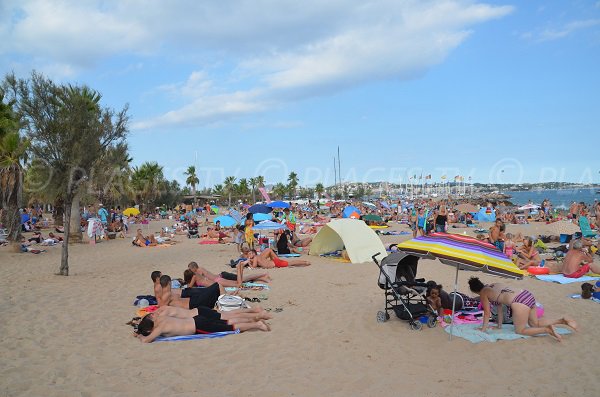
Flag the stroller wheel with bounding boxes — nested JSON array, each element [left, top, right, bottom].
[[376, 311, 389, 323], [427, 316, 438, 328], [409, 321, 422, 331]]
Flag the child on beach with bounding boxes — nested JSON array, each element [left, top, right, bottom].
[[426, 283, 444, 317], [504, 233, 515, 259]]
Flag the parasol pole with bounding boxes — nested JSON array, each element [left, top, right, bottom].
[[450, 264, 459, 340]]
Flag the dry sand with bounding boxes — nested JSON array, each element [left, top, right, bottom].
[[1, 219, 599, 397]]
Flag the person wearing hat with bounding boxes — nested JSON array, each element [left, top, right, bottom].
[[98, 203, 109, 226]]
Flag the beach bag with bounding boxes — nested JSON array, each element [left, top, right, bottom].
[[447, 292, 479, 311], [216, 294, 245, 312]]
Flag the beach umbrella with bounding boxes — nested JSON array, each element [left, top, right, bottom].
[[363, 214, 383, 222], [252, 213, 273, 222], [210, 205, 219, 214], [518, 204, 540, 211], [342, 206, 361, 218], [380, 201, 391, 209], [248, 204, 272, 214], [253, 220, 287, 230], [396, 232, 524, 339], [267, 201, 290, 209], [362, 202, 376, 209], [546, 221, 580, 236], [214, 215, 237, 227], [123, 207, 140, 217], [455, 203, 478, 213]]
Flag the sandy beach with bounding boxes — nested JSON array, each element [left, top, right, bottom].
[[1, 219, 599, 397]]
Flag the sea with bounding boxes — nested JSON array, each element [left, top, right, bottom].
[[504, 188, 599, 208]]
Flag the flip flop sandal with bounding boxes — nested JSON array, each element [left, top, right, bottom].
[[251, 297, 261, 302], [275, 308, 283, 313], [243, 297, 252, 302]]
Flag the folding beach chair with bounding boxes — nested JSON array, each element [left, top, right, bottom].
[[228, 208, 243, 225]]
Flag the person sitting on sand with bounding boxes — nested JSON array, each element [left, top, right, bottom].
[[187, 261, 271, 288], [275, 230, 302, 255], [468, 277, 577, 341], [158, 274, 222, 309], [581, 282, 600, 299], [246, 248, 311, 269], [515, 236, 541, 270], [562, 239, 599, 278], [135, 305, 271, 343], [290, 231, 312, 249], [426, 283, 444, 317]]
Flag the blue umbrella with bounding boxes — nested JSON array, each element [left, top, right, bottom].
[[253, 220, 287, 230], [342, 206, 361, 218], [248, 204, 272, 214], [267, 201, 290, 209], [380, 201, 391, 209], [214, 215, 237, 227], [252, 213, 273, 222], [20, 213, 30, 224]]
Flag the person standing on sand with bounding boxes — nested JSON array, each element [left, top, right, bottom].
[[468, 277, 577, 341]]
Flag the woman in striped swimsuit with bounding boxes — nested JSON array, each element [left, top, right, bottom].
[[468, 277, 577, 341]]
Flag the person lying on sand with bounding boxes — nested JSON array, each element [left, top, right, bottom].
[[562, 239, 600, 278], [158, 275, 222, 309], [468, 277, 577, 342], [204, 227, 231, 243], [246, 248, 311, 269], [187, 261, 271, 288], [135, 305, 271, 343]]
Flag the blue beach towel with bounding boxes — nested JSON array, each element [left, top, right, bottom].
[[278, 253, 301, 257], [444, 323, 571, 343], [569, 294, 600, 303], [155, 329, 240, 342], [535, 274, 600, 284], [224, 282, 270, 293]]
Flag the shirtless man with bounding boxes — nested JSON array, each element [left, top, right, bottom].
[[205, 227, 231, 243], [569, 201, 579, 221], [158, 274, 221, 309], [187, 261, 271, 288], [562, 239, 600, 278], [247, 248, 311, 269], [135, 305, 271, 343]]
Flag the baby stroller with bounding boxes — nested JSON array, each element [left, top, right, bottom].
[[372, 252, 438, 330]]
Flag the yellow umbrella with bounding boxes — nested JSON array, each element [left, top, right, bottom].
[[123, 207, 140, 216]]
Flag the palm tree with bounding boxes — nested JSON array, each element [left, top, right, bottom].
[[287, 171, 299, 198], [130, 162, 165, 210], [237, 178, 250, 202], [0, 96, 29, 248], [248, 177, 258, 204], [212, 184, 224, 203], [272, 182, 287, 199], [315, 183, 324, 199], [223, 176, 237, 207], [184, 165, 199, 206]]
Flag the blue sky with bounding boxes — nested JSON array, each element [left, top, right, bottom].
[[1, 0, 599, 188]]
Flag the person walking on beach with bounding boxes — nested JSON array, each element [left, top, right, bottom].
[[468, 277, 577, 341]]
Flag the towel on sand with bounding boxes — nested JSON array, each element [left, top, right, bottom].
[[155, 329, 240, 342], [224, 282, 270, 293], [444, 323, 571, 343], [535, 274, 600, 284], [569, 294, 600, 303]]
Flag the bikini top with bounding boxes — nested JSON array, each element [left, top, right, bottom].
[[487, 284, 514, 306]]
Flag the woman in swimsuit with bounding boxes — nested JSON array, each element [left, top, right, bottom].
[[468, 277, 577, 341], [515, 236, 541, 269]]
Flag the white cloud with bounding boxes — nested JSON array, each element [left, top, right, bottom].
[[522, 18, 600, 42], [1, 0, 514, 129]]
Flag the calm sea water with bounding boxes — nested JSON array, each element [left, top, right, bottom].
[[505, 188, 599, 208]]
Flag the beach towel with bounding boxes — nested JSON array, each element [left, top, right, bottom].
[[155, 329, 240, 342], [444, 323, 571, 343], [224, 282, 270, 293], [278, 253, 301, 257], [535, 274, 600, 284], [198, 240, 220, 245], [569, 294, 600, 303]]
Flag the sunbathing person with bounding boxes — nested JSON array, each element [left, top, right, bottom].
[[468, 277, 577, 341], [135, 305, 271, 343], [187, 261, 271, 288], [290, 231, 312, 249], [205, 227, 231, 243], [158, 275, 222, 309], [247, 248, 311, 269], [562, 239, 600, 278], [515, 237, 541, 270]]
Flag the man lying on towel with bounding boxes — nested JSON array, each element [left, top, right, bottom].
[[563, 239, 600, 278], [156, 274, 222, 309], [135, 305, 271, 343]]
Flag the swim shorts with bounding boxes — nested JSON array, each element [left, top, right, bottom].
[[272, 257, 289, 268], [564, 263, 590, 278], [193, 314, 234, 334], [188, 283, 220, 309]]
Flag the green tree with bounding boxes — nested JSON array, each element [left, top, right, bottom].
[[315, 183, 324, 198], [248, 177, 258, 204], [272, 182, 287, 199], [223, 176, 237, 207], [185, 165, 199, 206], [4, 72, 129, 275], [287, 171, 299, 198], [0, 94, 29, 247], [212, 184, 224, 203], [237, 178, 250, 202], [130, 161, 164, 210]]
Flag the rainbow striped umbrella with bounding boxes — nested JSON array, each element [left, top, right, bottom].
[[396, 232, 524, 279], [397, 232, 524, 339]]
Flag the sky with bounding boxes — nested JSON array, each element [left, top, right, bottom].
[[1, 0, 599, 188]]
